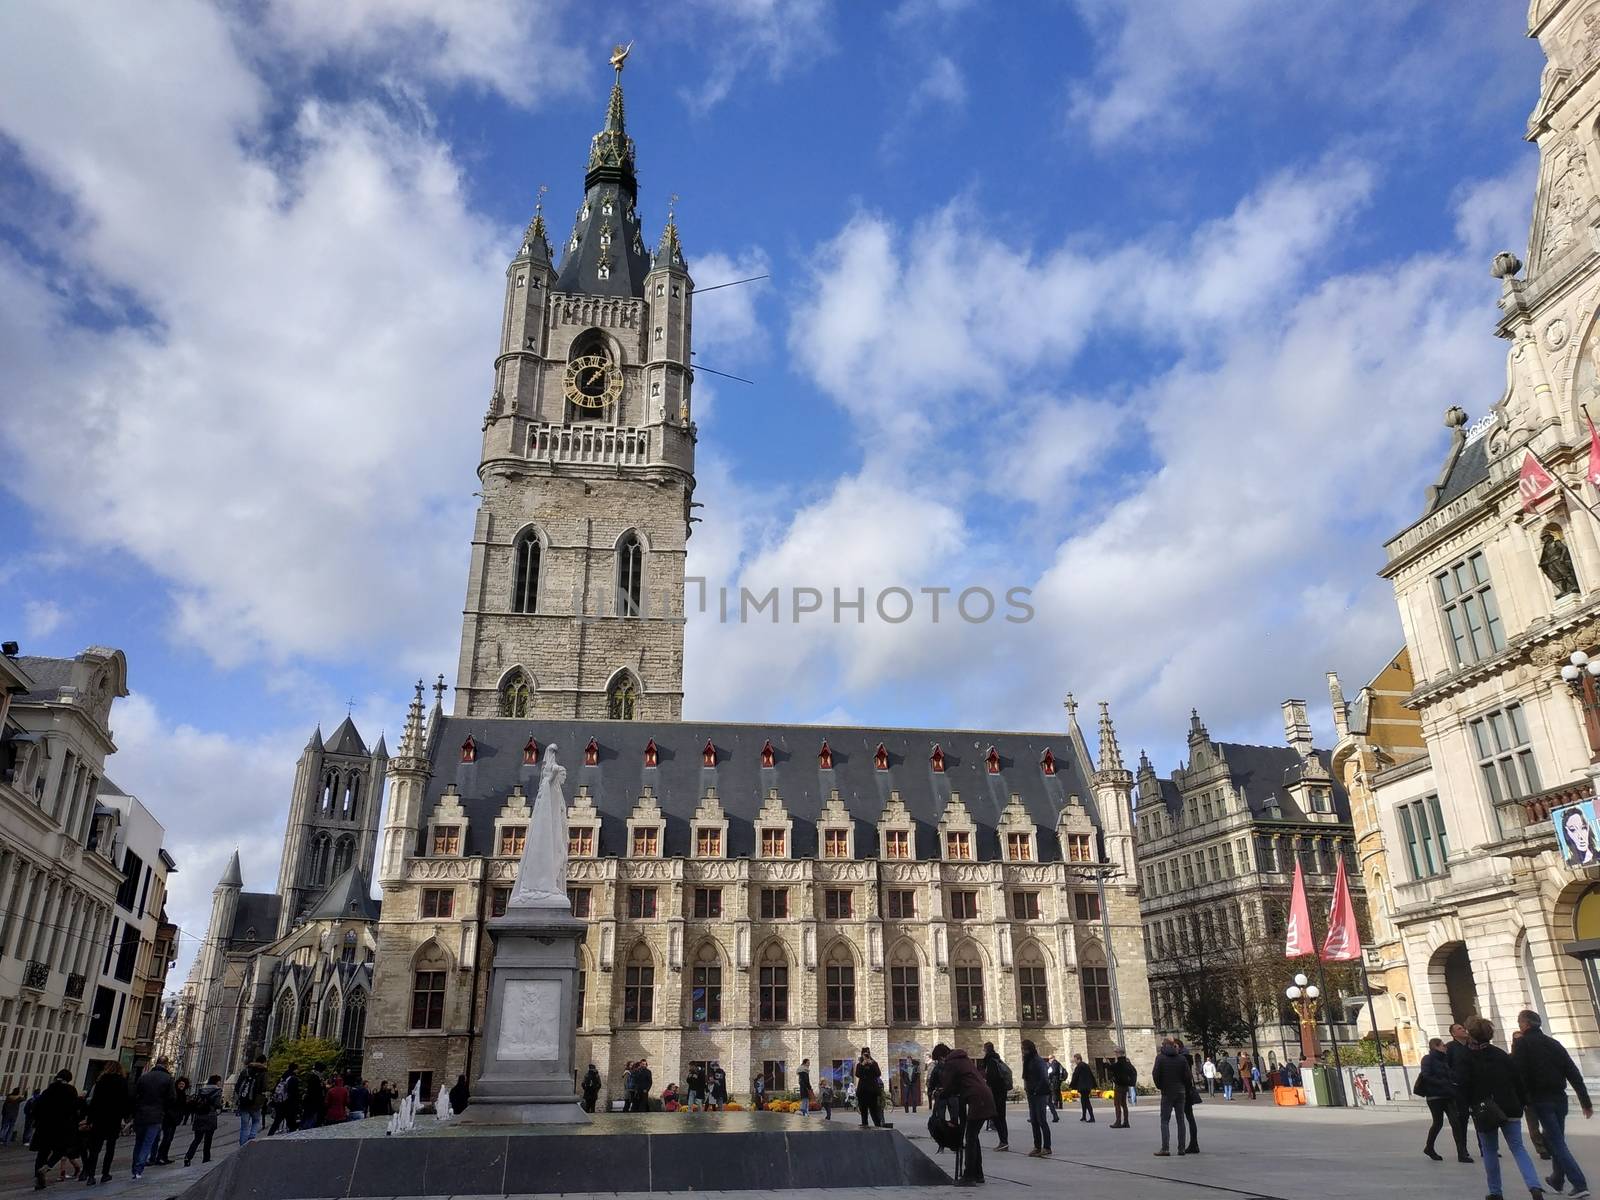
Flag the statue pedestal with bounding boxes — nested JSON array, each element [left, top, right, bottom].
[[457, 903, 591, 1125]]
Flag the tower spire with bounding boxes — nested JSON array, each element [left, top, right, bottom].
[[558, 44, 650, 297], [1096, 700, 1126, 774], [656, 192, 686, 270], [399, 680, 427, 759]]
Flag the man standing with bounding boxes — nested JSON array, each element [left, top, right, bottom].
[[234, 1055, 268, 1146], [620, 1062, 635, 1113], [853, 1048, 886, 1128], [1152, 1038, 1190, 1157], [798, 1059, 814, 1117], [1514, 1008, 1593, 1199], [1069, 1055, 1098, 1123], [1110, 1049, 1137, 1129], [633, 1059, 654, 1113], [978, 1042, 1011, 1151], [1201, 1056, 1217, 1095], [131, 1057, 176, 1180], [1045, 1057, 1064, 1123], [932, 1043, 997, 1187]]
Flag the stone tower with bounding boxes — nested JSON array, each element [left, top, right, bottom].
[[275, 717, 388, 936], [453, 48, 695, 722]]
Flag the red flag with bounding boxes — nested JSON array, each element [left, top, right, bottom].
[[1520, 451, 1556, 512], [1586, 416, 1600, 490], [1284, 860, 1315, 958], [1321, 856, 1363, 962]]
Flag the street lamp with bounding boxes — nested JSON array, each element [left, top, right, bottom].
[[1285, 973, 1322, 1063], [1559, 650, 1600, 763]]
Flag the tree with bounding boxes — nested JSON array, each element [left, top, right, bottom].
[[266, 1036, 343, 1089], [1180, 992, 1252, 1058]]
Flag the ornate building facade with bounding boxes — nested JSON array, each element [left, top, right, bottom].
[[175, 718, 385, 1082], [363, 54, 1157, 1106], [1135, 703, 1366, 1062], [1366, 0, 1600, 1076]]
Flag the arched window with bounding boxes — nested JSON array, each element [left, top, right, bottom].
[[306, 832, 332, 886], [511, 529, 542, 614], [824, 942, 856, 1023], [952, 942, 985, 1024], [340, 989, 368, 1053], [332, 835, 355, 879], [343, 774, 360, 821], [1016, 941, 1050, 1023], [500, 669, 533, 718], [889, 942, 921, 1024], [1080, 939, 1113, 1024], [342, 930, 357, 963], [758, 942, 789, 1023], [689, 941, 722, 1024], [321, 772, 336, 814], [271, 990, 297, 1045], [411, 943, 448, 1030], [319, 989, 339, 1039], [616, 531, 643, 617], [623, 943, 655, 1024], [607, 671, 638, 720]]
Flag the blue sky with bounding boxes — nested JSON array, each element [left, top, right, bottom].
[[0, 0, 1544, 974]]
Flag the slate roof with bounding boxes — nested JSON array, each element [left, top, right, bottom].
[[14, 656, 74, 702], [554, 75, 653, 298], [418, 718, 1104, 862], [1430, 434, 1491, 512], [98, 777, 129, 799], [229, 892, 281, 947], [323, 716, 369, 758], [307, 866, 381, 922], [1145, 743, 1350, 824]]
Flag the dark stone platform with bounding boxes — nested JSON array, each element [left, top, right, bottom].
[[178, 1113, 950, 1198]]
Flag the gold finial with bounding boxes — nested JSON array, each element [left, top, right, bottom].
[[536, 183, 548, 215], [610, 41, 633, 76]]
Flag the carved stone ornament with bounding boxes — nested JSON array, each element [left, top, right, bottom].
[[1530, 616, 1600, 667], [408, 858, 477, 880], [1548, 318, 1571, 349]]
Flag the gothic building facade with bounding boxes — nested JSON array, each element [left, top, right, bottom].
[[175, 718, 385, 1082], [363, 53, 1157, 1106]]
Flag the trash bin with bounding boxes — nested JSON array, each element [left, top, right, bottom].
[[1309, 1066, 1330, 1107]]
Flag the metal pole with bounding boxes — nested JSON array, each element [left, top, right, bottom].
[[1313, 957, 1346, 1105], [1358, 958, 1391, 1100], [1095, 867, 1127, 1052]]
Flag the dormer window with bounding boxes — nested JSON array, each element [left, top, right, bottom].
[[946, 831, 972, 861], [703, 740, 718, 768], [761, 739, 776, 768], [1006, 832, 1033, 862], [597, 262, 611, 281], [930, 745, 946, 772], [644, 738, 658, 768], [819, 741, 833, 770], [585, 738, 599, 766], [874, 743, 889, 771], [460, 736, 476, 764], [523, 736, 539, 765], [632, 827, 660, 857], [1040, 748, 1056, 776], [760, 828, 787, 858], [986, 746, 1001, 774]]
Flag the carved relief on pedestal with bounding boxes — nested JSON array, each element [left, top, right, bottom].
[[1538, 142, 1595, 263]]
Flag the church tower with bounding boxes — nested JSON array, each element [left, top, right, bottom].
[[453, 46, 695, 722], [275, 717, 388, 936]]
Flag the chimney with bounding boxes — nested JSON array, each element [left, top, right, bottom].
[[1282, 699, 1314, 759]]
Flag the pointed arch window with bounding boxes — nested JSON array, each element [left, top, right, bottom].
[[1040, 748, 1057, 776], [1017, 942, 1050, 1023], [340, 988, 368, 1052], [758, 942, 789, 1023], [500, 671, 533, 718], [824, 943, 856, 1023], [321, 772, 336, 814], [343, 774, 361, 821], [818, 741, 833, 770], [272, 990, 297, 1044], [523, 736, 540, 765], [889, 943, 921, 1024], [874, 743, 889, 771], [624, 943, 655, 1024], [760, 739, 775, 768], [306, 832, 332, 886], [690, 942, 722, 1024], [616, 532, 643, 617], [930, 744, 946, 773], [608, 672, 638, 720], [512, 529, 542, 614], [332, 835, 355, 879], [319, 990, 339, 1039], [952, 943, 985, 1024]]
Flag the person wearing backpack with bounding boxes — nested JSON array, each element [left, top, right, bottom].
[[183, 1076, 224, 1166], [234, 1056, 268, 1146], [978, 1042, 1011, 1152], [267, 1064, 300, 1136], [1110, 1049, 1138, 1128]]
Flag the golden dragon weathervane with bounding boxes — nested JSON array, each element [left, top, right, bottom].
[[610, 42, 632, 77]]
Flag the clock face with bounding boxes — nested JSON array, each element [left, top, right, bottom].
[[564, 355, 622, 410]]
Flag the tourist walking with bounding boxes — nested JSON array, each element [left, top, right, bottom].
[[899, 1058, 920, 1113], [1070, 1055, 1097, 1123], [156, 1076, 189, 1164], [932, 1043, 997, 1186], [449, 1075, 471, 1115], [799, 1059, 815, 1116], [1418, 1036, 1471, 1162], [1218, 1053, 1237, 1100], [819, 1081, 835, 1119], [1021, 1040, 1051, 1157], [301, 1068, 325, 1130], [1045, 1057, 1064, 1123], [370, 1080, 394, 1119], [1514, 1008, 1592, 1198], [854, 1048, 886, 1128], [130, 1057, 175, 1179], [29, 1071, 80, 1190], [325, 1075, 350, 1123], [1111, 1049, 1137, 1128], [349, 1079, 370, 1121], [84, 1062, 131, 1185], [22, 1089, 41, 1148], [978, 1042, 1011, 1151], [1460, 1016, 1544, 1200], [267, 1063, 301, 1135], [1180, 1042, 1202, 1153], [1152, 1038, 1190, 1157], [233, 1055, 268, 1145], [1238, 1053, 1257, 1100], [1, 1086, 22, 1145], [183, 1076, 223, 1166], [582, 1065, 602, 1113], [1201, 1056, 1216, 1095]]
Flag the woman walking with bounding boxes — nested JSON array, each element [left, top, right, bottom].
[[1021, 1040, 1052, 1157], [183, 1076, 223, 1166], [1459, 1016, 1542, 1199], [1070, 1055, 1098, 1123], [84, 1063, 132, 1185], [1417, 1036, 1471, 1162]]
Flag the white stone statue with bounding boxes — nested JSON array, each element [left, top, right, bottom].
[[510, 743, 571, 909]]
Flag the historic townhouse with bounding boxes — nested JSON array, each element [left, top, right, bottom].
[[364, 53, 1157, 1105], [1368, 0, 1600, 1076], [0, 646, 130, 1091], [1135, 702, 1365, 1061]]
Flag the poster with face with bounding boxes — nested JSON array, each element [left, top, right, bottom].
[[1554, 800, 1600, 867]]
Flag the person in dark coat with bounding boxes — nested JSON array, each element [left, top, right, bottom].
[[267, 1064, 301, 1135], [84, 1062, 132, 1185], [1111, 1050, 1137, 1128], [1152, 1039, 1190, 1156], [448, 1075, 470, 1115], [1459, 1016, 1543, 1200], [798, 1059, 815, 1116], [156, 1076, 188, 1165], [1175, 1040, 1201, 1153], [632, 1060, 653, 1114], [581, 1066, 602, 1114], [301, 1069, 325, 1130], [1417, 1036, 1471, 1162], [1020, 1040, 1051, 1157], [183, 1076, 223, 1166], [932, 1044, 997, 1186], [1514, 1008, 1592, 1196], [1045, 1057, 1065, 1123], [1069, 1055, 1098, 1123], [30, 1070, 81, 1189], [977, 1042, 1010, 1151], [710, 1064, 728, 1110], [130, 1059, 176, 1179], [369, 1080, 394, 1118], [853, 1048, 885, 1128]]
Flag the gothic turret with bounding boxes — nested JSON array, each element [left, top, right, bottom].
[[381, 682, 431, 884]]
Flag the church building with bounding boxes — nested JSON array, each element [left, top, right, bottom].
[[363, 51, 1157, 1106]]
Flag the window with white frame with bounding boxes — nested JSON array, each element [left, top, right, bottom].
[[1397, 795, 1451, 879], [1435, 550, 1505, 667], [1469, 703, 1541, 813]]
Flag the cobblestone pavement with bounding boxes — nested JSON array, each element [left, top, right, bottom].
[[8, 1099, 1600, 1199], [0, 1113, 245, 1199]]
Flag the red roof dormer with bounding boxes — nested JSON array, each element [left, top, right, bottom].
[[818, 740, 833, 770], [986, 745, 1001, 774], [1040, 747, 1056, 776], [930, 744, 946, 772], [584, 737, 599, 766], [702, 740, 717, 768], [523, 736, 539, 765], [460, 735, 477, 764], [760, 739, 775, 768], [644, 738, 658, 768], [874, 743, 889, 771]]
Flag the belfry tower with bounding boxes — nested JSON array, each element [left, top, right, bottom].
[[454, 46, 695, 722]]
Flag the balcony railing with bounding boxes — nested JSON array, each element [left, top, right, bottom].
[[22, 960, 49, 991], [526, 422, 651, 467], [1521, 779, 1593, 824], [64, 973, 86, 1000]]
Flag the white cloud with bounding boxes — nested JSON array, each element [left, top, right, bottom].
[[22, 600, 66, 640], [676, 0, 834, 113], [688, 249, 773, 368], [909, 54, 966, 112]]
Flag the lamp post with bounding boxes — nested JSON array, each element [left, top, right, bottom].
[[1559, 650, 1600, 763], [1285, 973, 1321, 1064]]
